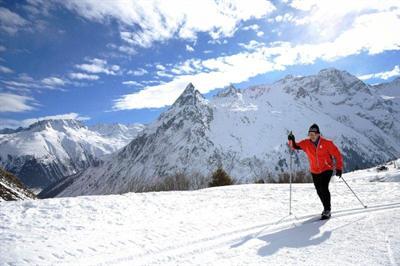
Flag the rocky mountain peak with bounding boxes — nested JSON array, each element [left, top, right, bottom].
[[316, 68, 359, 86], [172, 83, 206, 107], [28, 119, 85, 132], [215, 84, 240, 98]]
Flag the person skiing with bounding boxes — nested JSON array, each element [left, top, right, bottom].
[[288, 124, 343, 220]]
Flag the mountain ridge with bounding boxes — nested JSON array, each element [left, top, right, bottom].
[[46, 67, 400, 197]]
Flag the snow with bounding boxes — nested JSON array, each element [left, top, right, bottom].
[[373, 77, 400, 101], [1, 164, 400, 265], [0, 119, 144, 188], [344, 160, 400, 182]]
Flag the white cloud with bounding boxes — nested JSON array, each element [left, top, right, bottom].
[[2, 74, 66, 91], [0, 7, 28, 34], [141, 80, 161, 85], [156, 71, 174, 78], [242, 23, 264, 37], [75, 58, 121, 75], [107, 43, 137, 56], [208, 39, 228, 45], [52, 0, 275, 47], [155, 64, 166, 71], [0, 45, 6, 52], [238, 40, 265, 50], [256, 31, 264, 37], [112, 7, 400, 110], [242, 24, 260, 31], [127, 68, 148, 76], [118, 45, 137, 55], [113, 51, 277, 110], [41, 77, 66, 87], [0, 65, 13, 73], [171, 59, 203, 75], [288, 0, 400, 41], [274, 13, 293, 23], [358, 65, 400, 81], [186, 44, 194, 52], [69, 72, 99, 80], [0, 93, 37, 112], [122, 81, 142, 86]]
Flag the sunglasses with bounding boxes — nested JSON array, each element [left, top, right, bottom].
[[308, 132, 319, 136]]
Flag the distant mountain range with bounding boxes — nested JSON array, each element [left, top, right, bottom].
[[38, 68, 400, 197], [373, 76, 400, 103], [0, 120, 144, 189]]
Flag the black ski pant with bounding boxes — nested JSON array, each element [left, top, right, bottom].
[[311, 170, 333, 211]]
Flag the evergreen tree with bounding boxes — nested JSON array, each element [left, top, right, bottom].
[[209, 167, 233, 187]]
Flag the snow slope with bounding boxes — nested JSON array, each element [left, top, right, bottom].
[[53, 68, 400, 197], [89, 123, 146, 152], [345, 159, 400, 182], [1, 163, 400, 265], [373, 77, 400, 103], [0, 119, 144, 189]]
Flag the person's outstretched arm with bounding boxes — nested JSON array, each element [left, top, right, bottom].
[[288, 132, 302, 150]]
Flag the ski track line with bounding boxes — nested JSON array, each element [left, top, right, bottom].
[[80, 202, 400, 266], [116, 213, 375, 266], [4, 202, 400, 266], [371, 214, 391, 265], [371, 213, 397, 266], [385, 234, 397, 266]]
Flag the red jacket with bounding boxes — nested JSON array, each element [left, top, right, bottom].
[[289, 136, 343, 174]]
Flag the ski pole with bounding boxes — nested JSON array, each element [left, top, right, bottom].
[[288, 133, 294, 216], [340, 176, 368, 208]]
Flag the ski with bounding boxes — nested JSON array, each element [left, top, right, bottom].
[[320, 214, 331, 220]]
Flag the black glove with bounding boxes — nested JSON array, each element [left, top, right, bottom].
[[288, 132, 295, 142], [336, 169, 342, 178]]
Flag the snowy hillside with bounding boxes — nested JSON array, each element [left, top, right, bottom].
[[52, 68, 400, 197], [373, 77, 400, 103], [89, 123, 146, 150], [0, 167, 35, 201], [0, 119, 144, 189], [345, 158, 400, 182], [1, 162, 400, 265]]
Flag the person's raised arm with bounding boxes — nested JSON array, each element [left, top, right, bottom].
[[288, 132, 302, 150]]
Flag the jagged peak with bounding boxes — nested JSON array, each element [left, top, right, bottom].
[[172, 83, 206, 107], [27, 119, 85, 132], [317, 68, 353, 78], [215, 84, 240, 98], [282, 74, 295, 80]]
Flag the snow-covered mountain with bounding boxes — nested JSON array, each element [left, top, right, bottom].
[[48, 68, 400, 197], [0, 167, 36, 201], [89, 123, 145, 150], [0, 119, 144, 189], [373, 76, 400, 103]]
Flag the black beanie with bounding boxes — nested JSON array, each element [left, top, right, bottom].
[[308, 123, 320, 134]]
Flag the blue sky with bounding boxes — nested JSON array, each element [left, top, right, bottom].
[[0, 0, 400, 129]]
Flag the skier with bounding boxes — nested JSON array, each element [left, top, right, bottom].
[[288, 124, 343, 220]]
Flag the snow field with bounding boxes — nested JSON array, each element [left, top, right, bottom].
[[1, 172, 400, 265]]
